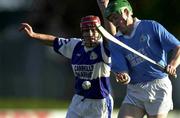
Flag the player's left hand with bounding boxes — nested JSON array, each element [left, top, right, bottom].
[[115, 72, 131, 84], [166, 64, 177, 78]]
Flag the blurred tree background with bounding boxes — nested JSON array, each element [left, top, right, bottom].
[[0, 0, 180, 109]]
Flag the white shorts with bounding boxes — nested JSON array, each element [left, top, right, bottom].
[[122, 76, 173, 115], [66, 94, 114, 118]]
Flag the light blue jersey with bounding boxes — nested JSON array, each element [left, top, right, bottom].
[[53, 37, 111, 98], [109, 19, 180, 84]]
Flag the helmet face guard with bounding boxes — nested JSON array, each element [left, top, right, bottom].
[[104, 0, 132, 19], [80, 15, 102, 48]]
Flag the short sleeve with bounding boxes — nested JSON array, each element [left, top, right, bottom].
[[53, 37, 81, 59], [153, 21, 180, 52]]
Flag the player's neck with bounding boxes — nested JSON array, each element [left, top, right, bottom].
[[126, 17, 136, 35]]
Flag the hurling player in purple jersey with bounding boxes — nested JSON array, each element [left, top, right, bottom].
[[20, 15, 114, 118], [98, 0, 180, 118]]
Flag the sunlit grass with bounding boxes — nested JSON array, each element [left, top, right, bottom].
[[0, 98, 69, 109]]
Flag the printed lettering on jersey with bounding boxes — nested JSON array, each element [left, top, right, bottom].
[[73, 65, 94, 79], [126, 48, 147, 67]]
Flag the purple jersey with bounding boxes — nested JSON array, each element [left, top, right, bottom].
[[109, 19, 180, 84], [53, 37, 111, 99]]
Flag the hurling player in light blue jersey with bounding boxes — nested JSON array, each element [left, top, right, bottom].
[[98, 0, 180, 118], [20, 15, 113, 118]]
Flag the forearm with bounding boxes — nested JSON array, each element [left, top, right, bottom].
[[20, 23, 57, 46], [169, 45, 180, 68], [103, 20, 116, 35], [31, 32, 56, 46], [97, 0, 116, 35]]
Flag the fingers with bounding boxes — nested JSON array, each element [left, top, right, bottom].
[[19, 23, 26, 32], [166, 65, 176, 75], [19, 23, 31, 31], [166, 65, 177, 78], [19, 23, 34, 38], [19, 26, 24, 32], [115, 72, 131, 84]]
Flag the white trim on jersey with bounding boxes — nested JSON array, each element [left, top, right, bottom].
[[57, 38, 81, 58], [100, 41, 111, 64], [92, 62, 111, 79]]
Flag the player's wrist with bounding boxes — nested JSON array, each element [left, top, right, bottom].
[[32, 32, 40, 39]]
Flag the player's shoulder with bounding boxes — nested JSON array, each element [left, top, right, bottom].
[[55, 37, 82, 48], [140, 19, 160, 26], [139, 19, 163, 31], [64, 37, 82, 44], [57, 37, 81, 40], [69, 38, 82, 42], [67, 38, 82, 48], [140, 19, 167, 35]]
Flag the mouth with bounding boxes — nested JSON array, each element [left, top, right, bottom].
[[85, 37, 96, 41]]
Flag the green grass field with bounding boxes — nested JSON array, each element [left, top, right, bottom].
[[0, 99, 179, 118], [0, 98, 69, 109]]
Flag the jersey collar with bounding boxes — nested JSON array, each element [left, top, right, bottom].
[[116, 17, 141, 39], [83, 37, 103, 52]]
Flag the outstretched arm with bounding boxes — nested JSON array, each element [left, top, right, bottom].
[[19, 23, 56, 46], [97, 0, 116, 35]]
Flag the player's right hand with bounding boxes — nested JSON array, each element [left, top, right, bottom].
[[115, 72, 131, 84], [19, 23, 35, 38]]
